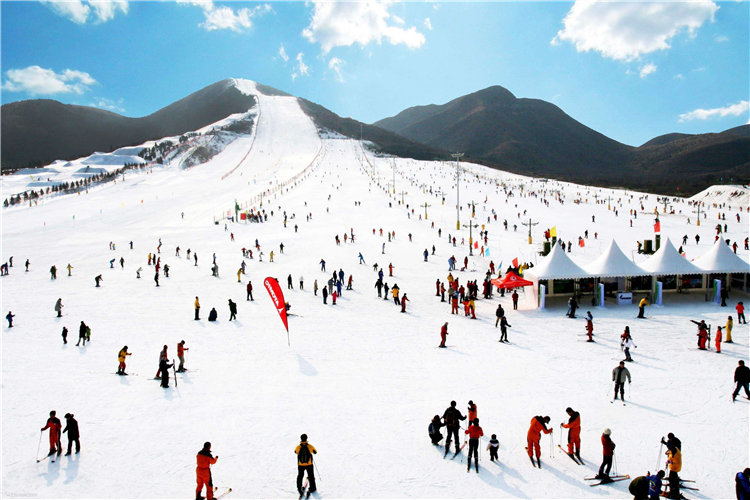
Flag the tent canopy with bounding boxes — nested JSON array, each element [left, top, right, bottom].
[[692, 239, 750, 274], [584, 240, 650, 278], [491, 271, 534, 289], [637, 238, 703, 276], [526, 243, 590, 280]]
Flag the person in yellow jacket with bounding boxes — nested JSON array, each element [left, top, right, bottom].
[[295, 434, 317, 495], [665, 447, 682, 498], [392, 285, 400, 305], [237, 268, 242, 283], [117, 346, 131, 375], [726, 316, 734, 343], [637, 297, 649, 319], [270, 251, 274, 262], [194, 297, 200, 321]]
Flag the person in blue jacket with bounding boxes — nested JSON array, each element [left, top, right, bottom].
[[648, 471, 665, 500], [428, 415, 443, 445], [737, 468, 750, 500]]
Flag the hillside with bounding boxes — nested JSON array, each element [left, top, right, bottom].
[[1, 79, 256, 170], [374, 87, 750, 195]]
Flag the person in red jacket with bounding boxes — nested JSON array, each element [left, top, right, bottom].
[[41, 410, 62, 456], [196, 441, 218, 500], [439, 322, 449, 348], [737, 301, 746, 324], [527, 416, 552, 467], [400, 294, 409, 312], [451, 294, 459, 315], [512, 290, 519, 310], [597, 428, 615, 480], [585, 319, 594, 342], [465, 417, 484, 473], [561, 407, 582, 462]]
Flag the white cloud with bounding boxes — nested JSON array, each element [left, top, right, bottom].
[[43, 0, 128, 24], [297, 53, 309, 76], [178, 1, 272, 32], [679, 100, 749, 122], [302, 1, 426, 53], [673, 73, 685, 80], [639, 62, 657, 78], [424, 18, 432, 30], [392, 14, 405, 25], [328, 57, 345, 82], [552, 0, 719, 61], [279, 44, 289, 62], [2, 65, 97, 95], [714, 35, 729, 43], [552, 94, 562, 101], [90, 97, 125, 113]]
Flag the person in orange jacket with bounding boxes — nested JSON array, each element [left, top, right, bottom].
[[561, 407, 582, 462], [465, 417, 484, 473], [41, 410, 62, 456], [295, 434, 317, 495], [196, 442, 218, 500], [715, 326, 722, 353], [439, 322, 449, 348], [467, 401, 477, 423], [527, 416, 552, 467]]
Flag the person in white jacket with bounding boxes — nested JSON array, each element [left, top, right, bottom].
[[622, 337, 637, 362]]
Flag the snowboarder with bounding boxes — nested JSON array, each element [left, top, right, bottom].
[[487, 434, 499, 462], [195, 297, 200, 320], [527, 416, 552, 467], [62, 413, 80, 455], [117, 346, 131, 375], [465, 418, 484, 472], [136, 267, 142, 279], [429, 415, 443, 445], [41, 410, 62, 456], [561, 407, 581, 461], [177, 341, 189, 372], [228, 299, 237, 321], [612, 361, 631, 401], [442, 401, 466, 455], [55, 298, 63, 317], [295, 434, 317, 496], [196, 442, 219, 500], [733, 360, 750, 402], [76, 321, 87, 346], [359, 253, 365, 264], [597, 429, 615, 480], [439, 322, 449, 348], [637, 297, 649, 318], [499, 316, 511, 343]]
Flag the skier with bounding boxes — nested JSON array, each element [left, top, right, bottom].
[[159, 356, 174, 388], [347, 275, 353, 290], [467, 401, 477, 423], [499, 316, 511, 343], [561, 407, 582, 462], [612, 361, 631, 401], [359, 253, 365, 264], [154, 271, 160, 287], [429, 415, 443, 445], [375, 279, 383, 298], [41, 410, 62, 456], [622, 336, 637, 362], [195, 297, 200, 320], [331, 290, 338, 305], [117, 346, 131, 375], [392, 284, 400, 305], [465, 417, 484, 473], [120, 257, 124, 268], [737, 301, 746, 324], [95, 275, 103, 287], [320, 259, 326, 272], [495, 304, 505, 327], [692, 319, 709, 350], [526, 416, 552, 467], [196, 442, 218, 500], [389, 263, 394, 276], [585, 316, 594, 342], [442, 401, 466, 456], [194, 253, 198, 266], [487, 434, 499, 462], [6, 311, 15, 328], [295, 434, 317, 496], [597, 429, 615, 481], [424, 249, 429, 262], [76, 321, 87, 346], [512, 290, 519, 310], [451, 291, 459, 315], [177, 341, 189, 372], [228, 299, 237, 321], [733, 360, 750, 402], [663, 436, 682, 498], [247, 282, 253, 301], [61, 326, 68, 344], [62, 413, 80, 455], [300, 276, 304, 290], [163, 264, 169, 278], [629, 471, 664, 500], [400, 293, 409, 313], [155, 345, 169, 379], [136, 267, 142, 279], [637, 296, 649, 318], [439, 322, 449, 348], [55, 298, 64, 317]]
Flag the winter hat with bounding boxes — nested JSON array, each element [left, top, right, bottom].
[[491, 434, 497, 439], [301, 434, 308, 441], [64, 413, 72, 419], [565, 407, 573, 413], [473, 418, 480, 425], [603, 428, 611, 436], [203, 442, 211, 449]]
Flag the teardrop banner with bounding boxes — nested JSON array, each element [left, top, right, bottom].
[[264, 277, 290, 346]]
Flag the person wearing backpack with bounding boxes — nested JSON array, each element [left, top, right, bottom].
[[441, 401, 466, 456], [295, 434, 317, 495]]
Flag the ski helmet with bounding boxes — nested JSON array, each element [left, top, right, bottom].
[[603, 428, 611, 436]]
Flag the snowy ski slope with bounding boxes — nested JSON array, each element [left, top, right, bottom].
[[2, 83, 748, 499]]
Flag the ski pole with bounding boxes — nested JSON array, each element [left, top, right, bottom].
[[313, 460, 322, 482], [172, 360, 177, 388], [656, 441, 663, 471], [613, 451, 618, 476], [35, 431, 43, 461]]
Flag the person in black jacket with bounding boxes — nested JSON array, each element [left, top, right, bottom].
[[63, 413, 80, 455], [208, 308, 218, 322], [442, 401, 467, 456], [159, 358, 174, 388], [733, 360, 750, 402], [429, 415, 443, 445], [228, 300, 237, 321], [568, 297, 578, 318], [76, 321, 87, 346], [495, 304, 505, 327]]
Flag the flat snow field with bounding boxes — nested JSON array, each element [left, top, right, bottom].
[[2, 101, 749, 499]]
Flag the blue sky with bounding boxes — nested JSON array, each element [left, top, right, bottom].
[[1, 1, 748, 146]]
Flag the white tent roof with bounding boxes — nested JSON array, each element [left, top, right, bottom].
[[692, 239, 750, 274], [527, 243, 590, 280], [584, 240, 651, 277], [637, 238, 704, 276]]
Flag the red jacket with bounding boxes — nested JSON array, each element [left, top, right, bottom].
[[441, 325, 448, 336], [465, 424, 484, 439], [527, 416, 552, 440], [737, 303, 745, 314], [602, 435, 615, 456]]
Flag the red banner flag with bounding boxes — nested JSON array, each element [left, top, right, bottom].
[[264, 277, 290, 344], [654, 220, 661, 233], [512, 257, 519, 268]]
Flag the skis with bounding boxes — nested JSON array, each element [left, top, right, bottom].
[[299, 478, 309, 500], [557, 445, 580, 465], [112, 373, 137, 376], [449, 441, 467, 460], [584, 474, 629, 481], [50, 450, 62, 463], [215, 487, 233, 499], [589, 475, 629, 486], [524, 447, 541, 468], [610, 400, 626, 406]]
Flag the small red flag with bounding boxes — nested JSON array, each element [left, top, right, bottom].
[[264, 277, 289, 341], [654, 220, 661, 233], [512, 257, 519, 268]]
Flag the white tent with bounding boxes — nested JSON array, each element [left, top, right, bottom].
[[637, 238, 703, 276], [692, 239, 750, 274], [526, 243, 590, 280], [584, 240, 651, 278]]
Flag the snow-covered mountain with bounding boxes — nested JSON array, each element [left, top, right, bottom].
[[2, 78, 748, 499]]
